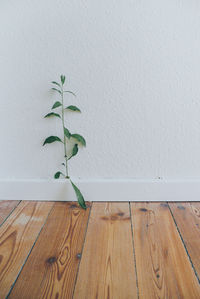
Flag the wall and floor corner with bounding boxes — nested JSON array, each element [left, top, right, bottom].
[[1, 1, 200, 201]]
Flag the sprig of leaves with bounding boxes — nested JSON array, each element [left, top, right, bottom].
[[64, 90, 76, 96], [70, 180, 86, 209], [44, 112, 60, 118], [71, 134, 86, 146], [52, 101, 62, 109], [51, 87, 61, 94], [68, 144, 78, 160], [64, 127, 71, 139], [54, 171, 64, 179], [43, 75, 87, 209], [66, 105, 81, 112], [43, 136, 62, 145]]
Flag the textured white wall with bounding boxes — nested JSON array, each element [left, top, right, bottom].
[[1, 0, 200, 180]]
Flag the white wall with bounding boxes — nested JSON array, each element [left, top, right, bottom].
[[1, 0, 200, 180]]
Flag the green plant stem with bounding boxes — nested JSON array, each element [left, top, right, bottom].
[[61, 85, 69, 178]]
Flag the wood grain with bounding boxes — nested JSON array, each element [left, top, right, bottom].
[[0, 200, 54, 298], [73, 202, 137, 299], [9, 202, 91, 299], [0, 200, 20, 225], [169, 202, 200, 279], [130, 202, 200, 298]]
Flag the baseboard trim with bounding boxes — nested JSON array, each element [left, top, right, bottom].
[[0, 179, 200, 201]]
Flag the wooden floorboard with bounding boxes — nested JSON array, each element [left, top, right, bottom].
[[0, 200, 200, 299], [169, 202, 200, 280], [9, 202, 91, 299], [73, 202, 138, 299], [0, 200, 20, 225], [130, 202, 200, 298], [0, 201, 54, 298]]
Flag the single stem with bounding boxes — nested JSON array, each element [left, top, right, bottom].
[[61, 85, 69, 178]]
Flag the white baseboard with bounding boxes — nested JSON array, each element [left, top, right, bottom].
[[0, 179, 200, 202]]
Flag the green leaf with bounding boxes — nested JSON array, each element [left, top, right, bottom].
[[64, 90, 76, 96], [52, 87, 61, 94], [43, 136, 62, 145], [72, 143, 78, 157], [68, 144, 78, 160], [71, 134, 86, 146], [52, 101, 62, 109], [51, 81, 61, 87], [54, 171, 64, 179], [70, 180, 86, 209], [61, 75, 66, 85], [66, 105, 81, 112], [44, 112, 61, 118], [64, 127, 71, 139]]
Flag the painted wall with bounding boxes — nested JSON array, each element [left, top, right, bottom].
[[1, 0, 200, 180]]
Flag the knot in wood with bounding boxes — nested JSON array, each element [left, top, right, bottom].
[[46, 257, 57, 264], [76, 253, 82, 259]]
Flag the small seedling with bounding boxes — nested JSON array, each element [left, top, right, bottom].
[[43, 75, 86, 209]]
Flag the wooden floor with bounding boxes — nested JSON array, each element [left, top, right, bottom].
[[0, 201, 200, 298]]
